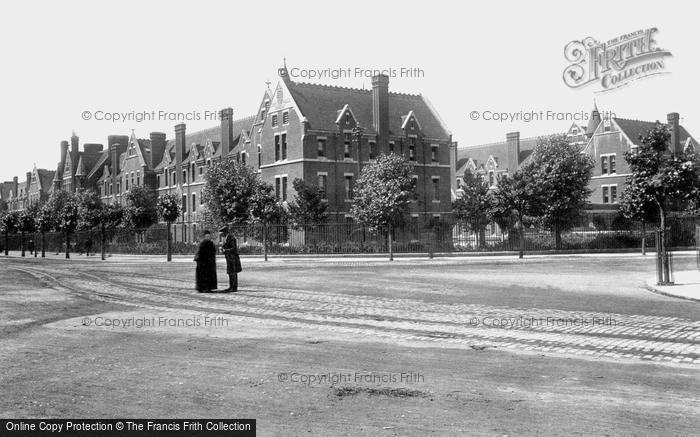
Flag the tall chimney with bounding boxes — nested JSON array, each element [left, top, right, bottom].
[[372, 74, 390, 149], [667, 112, 681, 154], [71, 131, 79, 157], [26, 172, 32, 190], [13, 176, 18, 198], [60, 140, 69, 170], [175, 123, 186, 187], [220, 108, 234, 158], [149, 132, 167, 169], [111, 144, 119, 203], [506, 132, 521, 172]]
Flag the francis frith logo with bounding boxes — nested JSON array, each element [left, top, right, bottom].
[[563, 28, 672, 92]]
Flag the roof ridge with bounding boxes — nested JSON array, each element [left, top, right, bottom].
[[293, 81, 371, 93]]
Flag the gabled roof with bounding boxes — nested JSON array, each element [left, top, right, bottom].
[[75, 156, 86, 177], [456, 136, 541, 174], [613, 118, 697, 146], [285, 81, 450, 139], [155, 116, 256, 170], [37, 169, 55, 191]]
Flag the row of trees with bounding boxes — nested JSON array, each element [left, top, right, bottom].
[[453, 134, 595, 257], [453, 127, 700, 263], [0, 187, 181, 260]]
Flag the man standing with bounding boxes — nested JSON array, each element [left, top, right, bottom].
[[219, 225, 242, 292], [194, 230, 217, 293]]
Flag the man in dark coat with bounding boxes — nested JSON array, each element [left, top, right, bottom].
[[194, 230, 217, 292], [219, 226, 241, 292]]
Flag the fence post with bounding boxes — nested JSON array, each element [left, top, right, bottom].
[[388, 225, 394, 261]]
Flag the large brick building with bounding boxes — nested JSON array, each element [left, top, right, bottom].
[[456, 105, 697, 208], [3, 64, 457, 240]]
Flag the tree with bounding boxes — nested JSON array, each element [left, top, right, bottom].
[[96, 203, 124, 260], [44, 190, 80, 259], [249, 181, 287, 261], [202, 158, 261, 225], [489, 171, 542, 258], [36, 203, 55, 258], [123, 186, 158, 239], [621, 123, 699, 283], [288, 178, 328, 226], [1, 211, 19, 256], [523, 135, 594, 249], [17, 207, 37, 257], [157, 193, 181, 262], [351, 153, 415, 260], [0, 199, 7, 213], [452, 171, 492, 247], [76, 189, 104, 231]]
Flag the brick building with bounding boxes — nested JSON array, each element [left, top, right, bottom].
[[3, 64, 457, 240], [455, 105, 697, 209]]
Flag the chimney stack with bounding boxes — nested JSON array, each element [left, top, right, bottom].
[[175, 123, 186, 187], [667, 112, 681, 154], [372, 74, 390, 149], [149, 132, 167, 169], [71, 132, 79, 156], [13, 176, 18, 198], [26, 172, 32, 188], [111, 144, 119, 203], [506, 132, 521, 171], [220, 108, 234, 158], [60, 140, 69, 170]]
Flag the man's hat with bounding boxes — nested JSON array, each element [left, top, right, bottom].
[[218, 226, 229, 233]]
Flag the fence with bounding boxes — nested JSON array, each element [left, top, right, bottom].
[[1, 214, 698, 257]]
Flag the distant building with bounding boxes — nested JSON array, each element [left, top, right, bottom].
[[455, 105, 697, 209]]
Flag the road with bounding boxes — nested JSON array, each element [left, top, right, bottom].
[[0, 254, 698, 436]]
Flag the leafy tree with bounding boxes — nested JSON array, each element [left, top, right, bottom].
[[45, 190, 80, 259], [36, 202, 56, 258], [124, 186, 159, 239], [351, 153, 415, 260], [1, 210, 19, 256], [96, 203, 124, 260], [452, 171, 492, 247], [0, 199, 7, 213], [156, 193, 181, 262], [249, 181, 288, 261], [489, 171, 542, 258], [202, 158, 261, 225], [76, 189, 104, 230], [18, 206, 37, 257], [288, 178, 328, 226], [523, 134, 594, 249], [620, 123, 699, 282]]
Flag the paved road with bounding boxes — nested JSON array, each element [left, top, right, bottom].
[[5, 254, 699, 367]]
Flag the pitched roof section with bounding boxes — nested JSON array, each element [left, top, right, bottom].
[[456, 136, 540, 174], [37, 169, 56, 190], [286, 82, 450, 139], [613, 117, 697, 147]]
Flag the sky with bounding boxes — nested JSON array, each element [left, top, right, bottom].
[[0, 0, 697, 180]]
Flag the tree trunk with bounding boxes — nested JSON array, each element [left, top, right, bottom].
[[34, 233, 37, 257], [166, 222, 172, 262], [3, 232, 7, 256], [518, 218, 524, 259], [641, 221, 646, 256], [554, 220, 562, 251], [101, 225, 107, 261], [41, 232, 46, 258], [65, 231, 70, 259], [20, 232, 25, 257], [263, 224, 268, 262], [388, 225, 394, 261]]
